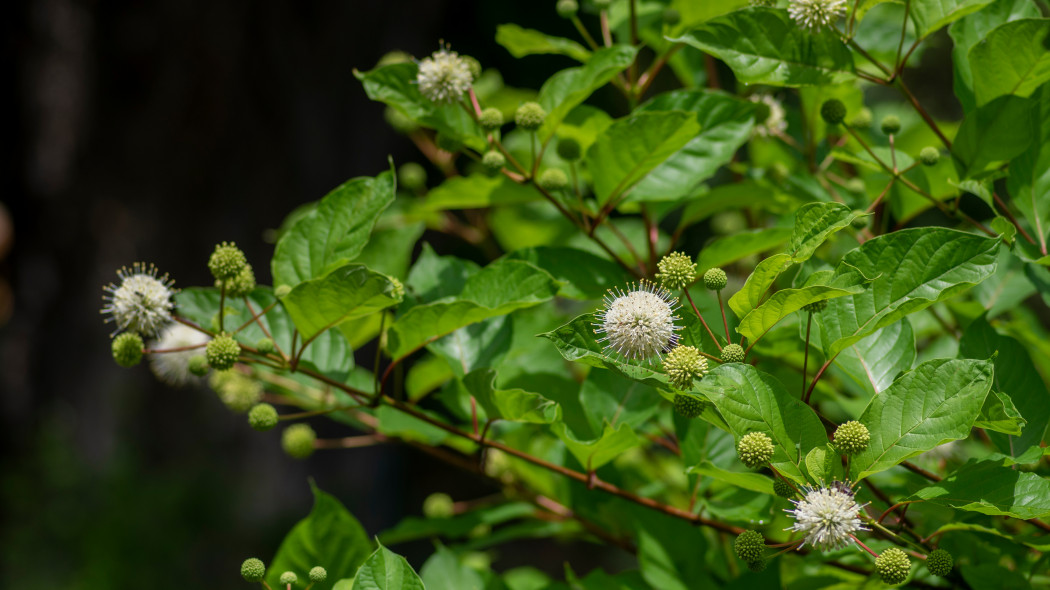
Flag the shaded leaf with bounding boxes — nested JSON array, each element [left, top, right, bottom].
[[953, 94, 1034, 178], [423, 174, 543, 211], [552, 421, 641, 471], [909, 456, 1050, 519], [280, 264, 402, 342], [686, 460, 775, 495], [975, 390, 1026, 436], [457, 368, 562, 424], [969, 18, 1050, 107], [495, 23, 591, 62], [696, 228, 792, 272], [350, 542, 425, 590], [834, 318, 916, 394], [505, 246, 632, 300], [538, 45, 638, 140], [911, 0, 994, 40]]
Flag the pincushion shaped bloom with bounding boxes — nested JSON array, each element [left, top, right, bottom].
[[101, 262, 175, 337], [416, 46, 473, 104], [788, 0, 847, 32], [785, 483, 868, 551], [594, 280, 680, 362]]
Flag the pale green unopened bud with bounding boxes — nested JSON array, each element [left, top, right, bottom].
[[240, 558, 266, 582], [423, 492, 455, 518], [880, 115, 901, 135], [206, 333, 240, 371], [673, 394, 706, 418], [112, 332, 144, 368], [663, 345, 708, 390], [279, 571, 298, 585], [721, 343, 745, 364], [737, 432, 774, 468], [556, 137, 581, 161], [515, 102, 546, 131], [208, 242, 247, 281], [734, 530, 765, 562], [655, 252, 697, 291], [833, 420, 870, 455], [875, 548, 911, 586], [282, 424, 317, 459], [820, 98, 846, 125], [538, 168, 569, 191], [926, 549, 953, 577], [919, 146, 939, 166], [309, 566, 328, 583], [703, 267, 727, 291], [773, 478, 794, 498], [479, 107, 504, 130], [248, 403, 279, 432]]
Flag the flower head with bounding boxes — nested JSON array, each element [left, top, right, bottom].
[[655, 251, 697, 291], [111, 332, 144, 368], [101, 262, 176, 337], [416, 45, 474, 104], [309, 567, 328, 583], [785, 483, 868, 551], [148, 323, 210, 386], [926, 549, 953, 577], [750, 94, 787, 138], [282, 423, 317, 459], [594, 280, 681, 362], [240, 558, 266, 582], [833, 420, 870, 455], [663, 345, 708, 389], [875, 547, 911, 585], [734, 530, 765, 562], [788, 0, 846, 32], [673, 393, 706, 418], [737, 432, 775, 468]]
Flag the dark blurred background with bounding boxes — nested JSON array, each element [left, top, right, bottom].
[[2, 1, 610, 587]]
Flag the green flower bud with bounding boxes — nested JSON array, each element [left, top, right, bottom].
[[479, 107, 504, 131], [279, 571, 298, 585], [919, 146, 940, 167], [662, 7, 681, 25], [849, 107, 872, 129], [384, 106, 419, 134], [398, 162, 427, 191], [274, 285, 292, 298], [240, 558, 266, 582], [851, 210, 869, 229], [461, 55, 482, 80], [833, 420, 870, 455], [248, 403, 279, 432], [802, 299, 827, 313], [282, 423, 317, 459], [820, 98, 846, 125], [738, 431, 774, 469], [436, 133, 463, 153], [515, 102, 546, 131], [875, 547, 911, 586], [703, 267, 727, 291], [208, 241, 248, 281], [220, 263, 256, 298], [556, 0, 579, 18], [773, 478, 794, 498], [482, 150, 506, 175], [390, 277, 405, 299], [663, 345, 708, 390], [926, 549, 953, 577], [655, 251, 697, 291], [255, 338, 275, 355], [734, 530, 765, 562], [746, 558, 767, 573], [210, 370, 263, 413], [846, 179, 866, 194], [309, 566, 328, 583], [423, 492, 455, 518], [206, 333, 240, 371], [556, 137, 581, 161], [673, 393, 706, 418], [721, 343, 745, 364], [769, 161, 790, 183], [188, 354, 209, 376], [880, 115, 901, 135], [538, 168, 568, 191], [376, 50, 412, 67], [112, 332, 144, 368]]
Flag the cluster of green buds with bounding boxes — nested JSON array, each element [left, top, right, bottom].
[[240, 558, 326, 588], [737, 432, 774, 468], [733, 530, 767, 572]]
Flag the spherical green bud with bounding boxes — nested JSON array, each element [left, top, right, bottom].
[[746, 558, 767, 573], [556, 0, 579, 18], [773, 478, 794, 498], [220, 263, 256, 298], [390, 277, 405, 299], [833, 420, 870, 455], [846, 179, 866, 194], [734, 530, 765, 562], [737, 431, 774, 468], [240, 558, 266, 582], [274, 285, 292, 298], [398, 162, 427, 191], [482, 150, 506, 174], [423, 492, 455, 518], [926, 549, 953, 577], [875, 547, 911, 586], [538, 168, 568, 191], [721, 343, 745, 364], [556, 137, 581, 161], [376, 50, 412, 67], [673, 394, 706, 418], [112, 332, 144, 368], [664, 345, 709, 390], [849, 107, 872, 129], [802, 299, 827, 313], [880, 115, 901, 135], [769, 161, 790, 183], [256, 338, 275, 355], [279, 571, 298, 585], [461, 55, 482, 80], [248, 403, 279, 432], [662, 7, 681, 25], [188, 354, 209, 376], [515, 102, 546, 131], [208, 241, 248, 281], [206, 333, 240, 371], [479, 107, 504, 130], [384, 106, 419, 134], [210, 370, 262, 413], [820, 98, 846, 125], [309, 566, 328, 583], [919, 146, 940, 167], [703, 267, 728, 291], [656, 251, 697, 291], [282, 423, 317, 459], [436, 133, 463, 153], [851, 210, 870, 229]]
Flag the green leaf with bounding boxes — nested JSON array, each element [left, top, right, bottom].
[[702, 364, 827, 485], [267, 483, 372, 590], [378, 502, 536, 546], [930, 522, 1050, 552], [629, 90, 757, 203], [786, 203, 866, 261], [959, 565, 1035, 590], [354, 223, 426, 279], [728, 254, 793, 320], [819, 228, 999, 357], [953, 94, 1034, 178], [909, 457, 1050, 519], [280, 264, 402, 342], [420, 544, 486, 590], [673, 8, 856, 87], [495, 23, 591, 62], [423, 174, 542, 211], [850, 358, 994, 480], [969, 18, 1050, 107], [959, 315, 1050, 453], [538, 45, 638, 140], [272, 171, 396, 288], [351, 542, 425, 590], [803, 444, 844, 485], [696, 228, 792, 272], [1007, 82, 1050, 249], [386, 259, 558, 359], [911, 0, 994, 40], [429, 315, 512, 377], [975, 390, 1026, 436], [737, 284, 865, 343], [505, 246, 633, 300], [552, 421, 641, 471], [685, 460, 775, 495], [834, 318, 916, 394], [405, 244, 479, 304], [457, 369, 562, 424], [585, 111, 702, 205]]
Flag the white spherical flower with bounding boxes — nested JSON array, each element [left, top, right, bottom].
[[101, 262, 176, 337], [788, 0, 847, 32], [149, 323, 210, 386], [750, 94, 787, 138], [785, 482, 869, 551], [416, 46, 474, 104], [594, 280, 681, 362]]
